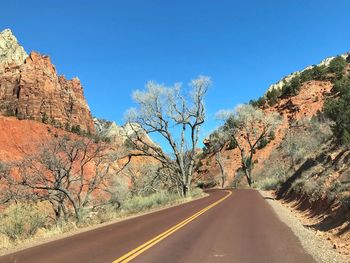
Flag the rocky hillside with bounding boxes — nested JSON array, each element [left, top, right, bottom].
[[0, 29, 95, 133], [266, 52, 350, 94], [197, 79, 333, 185]]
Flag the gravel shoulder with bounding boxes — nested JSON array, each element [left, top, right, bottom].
[[260, 190, 349, 263]]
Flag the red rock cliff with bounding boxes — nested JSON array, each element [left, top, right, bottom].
[[0, 29, 95, 133]]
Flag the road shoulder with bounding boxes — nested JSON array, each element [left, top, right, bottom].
[[260, 190, 348, 263], [0, 192, 209, 257]]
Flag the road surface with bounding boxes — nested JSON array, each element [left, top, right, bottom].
[[0, 189, 314, 263]]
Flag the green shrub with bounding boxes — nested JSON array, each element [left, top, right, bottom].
[[332, 76, 350, 94], [41, 113, 49, 124], [280, 75, 301, 98], [190, 187, 204, 197], [257, 137, 269, 149], [122, 189, 203, 213], [93, 205, 117, 224], [328, 56, 347, 79], [299, 65, 328, 82], [324, 76, 350, 145], [265, 88, 281, 106], [346, 54, 350, 63], [299, 69, 313, 83], [341, 130, 350, 145], [255, 177, 280, 190], [249, 97, 266, 108], [0, 203, 48, 242], [122, 191, 179, 212], [196, 160, 203, 169], [226, 138, 238, 150], [71, 125, 82, 135]]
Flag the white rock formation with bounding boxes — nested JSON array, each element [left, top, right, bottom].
[[93, 118, 153, 144], [0, 29, 28, 66]]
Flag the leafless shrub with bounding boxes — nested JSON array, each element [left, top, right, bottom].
[[281, 117, 332, 170], [2, 135, 129, 223]]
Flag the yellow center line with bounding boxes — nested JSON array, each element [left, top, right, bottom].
[[112, 190, 232, 263]]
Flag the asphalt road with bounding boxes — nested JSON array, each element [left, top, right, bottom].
[[0, 189, 315, 263]]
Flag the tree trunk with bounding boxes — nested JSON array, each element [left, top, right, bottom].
[[244, 168, 253, 187], [182, 180, 191, 197], [182, 184, 188, 197], [246, 175, 252, 187], [221, 174, 226, 188], [216, 153, 226, 188]]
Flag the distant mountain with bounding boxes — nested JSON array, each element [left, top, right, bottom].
[[93, 117, 155, 146]]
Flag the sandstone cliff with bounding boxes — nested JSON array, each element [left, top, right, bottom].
[[0, 29, 95, 133]]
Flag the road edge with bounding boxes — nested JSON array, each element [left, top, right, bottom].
[[0, 192, 209, 257], [260, 190, 348, 263]]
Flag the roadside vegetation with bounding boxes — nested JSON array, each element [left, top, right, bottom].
[[0, 76, 208, 251], [254, 115, 333, 191], [0, 135, 204, 251]]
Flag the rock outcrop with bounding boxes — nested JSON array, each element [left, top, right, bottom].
[[0, 29, 95, 133], [0, 29, 27, 68], [93, 118, 154, 145]]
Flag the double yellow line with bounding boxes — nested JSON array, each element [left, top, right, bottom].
[[112, 190, 232, 263]]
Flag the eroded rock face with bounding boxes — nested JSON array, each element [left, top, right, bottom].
[[0, 29, 95, 133]]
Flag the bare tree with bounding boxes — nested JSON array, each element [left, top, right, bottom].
[[3, 136, 129, 222], [206, 128, 229, 188], [125, 76, 210, 196], [217, 104, 281, 187]]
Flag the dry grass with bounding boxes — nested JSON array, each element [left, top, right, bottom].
[[0, 188, 205, 255]]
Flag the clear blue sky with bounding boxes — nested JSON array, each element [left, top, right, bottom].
[[1, 0, 350, 143]]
